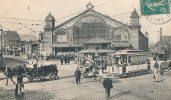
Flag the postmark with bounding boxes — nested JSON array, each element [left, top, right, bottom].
[[141, 0, 171, 24], [144, 14, 171, 24]]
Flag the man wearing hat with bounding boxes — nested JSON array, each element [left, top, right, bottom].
[[74, 67, 81, 84], [103, 74, 113, 99]]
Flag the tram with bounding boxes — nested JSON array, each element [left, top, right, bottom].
[[110, 50, 150, 77]]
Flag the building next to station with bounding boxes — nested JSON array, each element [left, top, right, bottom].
[[39, 3, 149, 56], [154, 28, 171, 59], [0, 31, 21, 53]]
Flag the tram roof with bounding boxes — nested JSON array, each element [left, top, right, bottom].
[[113, 49, 145, 56]]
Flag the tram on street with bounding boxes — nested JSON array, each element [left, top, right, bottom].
[[110, 50, 149, 77], [78, 49, 115, 77]]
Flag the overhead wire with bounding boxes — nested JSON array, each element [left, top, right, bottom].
[[0, 0, 142, 35]]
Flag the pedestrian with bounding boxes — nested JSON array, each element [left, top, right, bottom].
[[27, 54, 29, 60], [5, 66, 16, 86], [54, 64, 59, 79], [64, 56, 67, 64], [74, 67, 81, 85], [103, 74, 113, 99], [153, 61, 161, 82], [15, 74, 24, 95], [67, 56, 70, 65], [60, 56, 64, 65], [147, 59, 151, 70], [122, 63, 126, 75]]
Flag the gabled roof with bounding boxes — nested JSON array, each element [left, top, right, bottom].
[[85, 37, 109, 44], [139, 31, 148, 40], [55, 9, 128, 29], [130, 9, 139, 18]]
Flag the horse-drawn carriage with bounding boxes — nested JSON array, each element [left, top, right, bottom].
[[159, 60, 171, 75], [26, 62, 58, 82]]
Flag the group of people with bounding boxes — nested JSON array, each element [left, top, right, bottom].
[[60, 55, 70, 65], [5, 65, 25, 95]]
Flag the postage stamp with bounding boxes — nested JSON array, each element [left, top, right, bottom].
[[141, 0, 171, 24], [141, 0, 170, 15]]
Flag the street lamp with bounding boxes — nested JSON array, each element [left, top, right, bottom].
[[0, 25, 3, 62]]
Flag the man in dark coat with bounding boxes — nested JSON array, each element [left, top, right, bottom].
[[147, 59, 151, 70], [74, 67, 81, 84], [15, 74, 24, 95], [60, 56, 64, 65], [103, 75, 113, 99]]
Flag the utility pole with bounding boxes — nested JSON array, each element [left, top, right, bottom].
[[77, 26, 80, 66], [0, 25, 3, 62]]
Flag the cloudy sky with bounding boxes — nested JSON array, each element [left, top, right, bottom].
[[0, 0, 171, 43]]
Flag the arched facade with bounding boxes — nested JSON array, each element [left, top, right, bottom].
[[39, 3, 148, 56]]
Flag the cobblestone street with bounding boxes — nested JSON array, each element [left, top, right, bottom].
[[0, 55, 171, 100]]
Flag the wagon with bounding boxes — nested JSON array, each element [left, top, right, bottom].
[[79, 65, 99, 77], [26, 64, 58, 82], [160, 61, 169, 75]]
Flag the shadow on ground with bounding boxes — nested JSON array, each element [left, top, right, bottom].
[[24, 75, 74, 84], [0, 89, 55, 100]]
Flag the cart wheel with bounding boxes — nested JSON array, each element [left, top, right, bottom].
[[160, 69, 164, 75], [49, 73, 56, 80], [99, 78, 103, 84], [28, 77, 33, 82], [37, 77, 41, 81], [41, 76, 46, 80], [94, 76, 103, 83], [93, 75, 98, 82], [126, 73, 130, 78], [83, 72, 89, 77]]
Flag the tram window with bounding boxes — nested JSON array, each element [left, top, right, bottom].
[[131, 56, 134, 63], [128, 56, 131, 63], [135, 56, 137, 62]]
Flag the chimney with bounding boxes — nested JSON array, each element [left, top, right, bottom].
[[160, 28, 162, 43]]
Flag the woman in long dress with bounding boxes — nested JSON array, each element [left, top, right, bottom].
[[153, 61, 161, 82]]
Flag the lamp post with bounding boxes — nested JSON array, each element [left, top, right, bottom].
[[0, 25, 3, 62], [38, 39, 41, 57], [76, 26, 80, 66]]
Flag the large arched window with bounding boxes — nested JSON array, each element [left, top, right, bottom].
[[73, 16, 107, 42], [53, 29, 68, 43], [112, 28, 130, 41]]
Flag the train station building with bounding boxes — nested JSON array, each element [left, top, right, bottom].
[[39, 3, 149, 56]]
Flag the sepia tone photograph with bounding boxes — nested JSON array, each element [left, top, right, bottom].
[[0, 0, 171, 100]]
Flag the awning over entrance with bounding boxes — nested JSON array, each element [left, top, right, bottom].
[[79, 49, 115, 53], [111, 41, 130, 47], [51, 43, 82, 48]]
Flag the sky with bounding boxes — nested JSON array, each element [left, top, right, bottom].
[[0, 0, 171, 43]]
